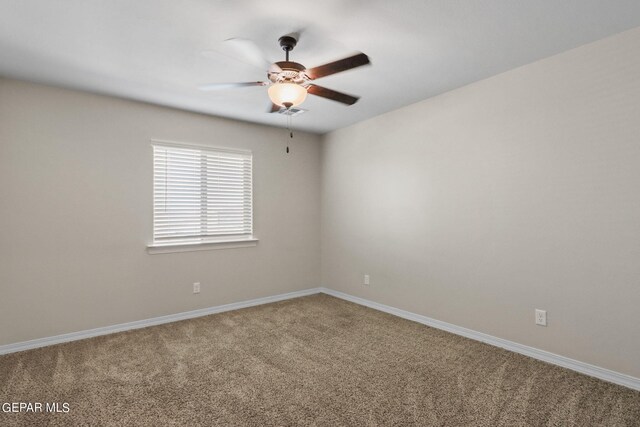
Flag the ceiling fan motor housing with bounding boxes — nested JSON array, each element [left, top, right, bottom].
[[268, 61, 309, 85]]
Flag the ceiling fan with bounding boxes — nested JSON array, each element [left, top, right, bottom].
[[199, 35, 370, 112]]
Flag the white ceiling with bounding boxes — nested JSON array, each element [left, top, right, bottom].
[[2, 1, 640, 134]]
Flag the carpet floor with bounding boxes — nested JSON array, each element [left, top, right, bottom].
[[1, 294, 639, 426]]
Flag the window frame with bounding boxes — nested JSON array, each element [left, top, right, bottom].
[[147, 139, 257, 254]]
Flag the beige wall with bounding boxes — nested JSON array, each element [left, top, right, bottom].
[[0, 79, 322, 345], [321, 28, 640, 378]]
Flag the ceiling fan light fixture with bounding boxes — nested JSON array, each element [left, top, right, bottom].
[[268, 83, 307, 108]]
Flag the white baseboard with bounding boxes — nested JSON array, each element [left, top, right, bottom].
[[2, 285, 637, 391], [319, 287, 640, 391], [0, 287, 322, 356]]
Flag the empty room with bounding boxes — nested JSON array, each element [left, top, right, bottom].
[[1, 1, 639, 425]]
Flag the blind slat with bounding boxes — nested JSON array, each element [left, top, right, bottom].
[[154, 151, 250, 163]]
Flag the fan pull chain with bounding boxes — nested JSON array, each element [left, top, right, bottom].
[[286, 113, 293, 154]]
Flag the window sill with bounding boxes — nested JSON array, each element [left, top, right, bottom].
[[147, 238, 258, 254]]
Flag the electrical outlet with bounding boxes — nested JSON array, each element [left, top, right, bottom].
[[193, 282, 201, 294], [535, 309, 547, 326], [363, 274, 370, 286]]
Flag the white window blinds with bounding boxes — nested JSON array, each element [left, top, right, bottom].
[[153, 143, 253, 245]]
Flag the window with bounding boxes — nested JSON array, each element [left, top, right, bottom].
[[151, 142, 254, 249]]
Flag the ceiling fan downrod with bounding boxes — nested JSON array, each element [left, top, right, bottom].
[[278, 36, 297, 62]]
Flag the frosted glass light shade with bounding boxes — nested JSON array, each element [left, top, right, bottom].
[[268, 83, 307, 108]]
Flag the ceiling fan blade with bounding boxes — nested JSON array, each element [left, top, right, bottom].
[[307, 84, 360, 105], [269, 103, 281, 113], [305, 53, 370, 80], [222, 38, 275, 70], [198, 82, 267, 91]]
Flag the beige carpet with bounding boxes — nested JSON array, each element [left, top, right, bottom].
[[1, 294, 639, 426]]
